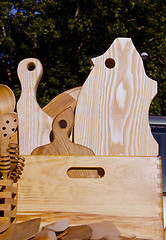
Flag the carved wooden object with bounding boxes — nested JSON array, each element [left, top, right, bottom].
[[74, 38, 158, 156]]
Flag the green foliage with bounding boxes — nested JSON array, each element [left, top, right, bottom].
[[0, 0, 165, 114]]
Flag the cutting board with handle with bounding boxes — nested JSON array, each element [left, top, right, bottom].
[[74, 38, 158, 156], [17, 58, 53, 155], [31, 107, 95, 156], [31, 107, 97, 178]]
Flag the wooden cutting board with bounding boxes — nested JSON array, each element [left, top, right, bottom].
[[74, 38, 158, 156], [17, 58, 53, 155], [43, 87, 81, 119], [31, 107, 95, 156]]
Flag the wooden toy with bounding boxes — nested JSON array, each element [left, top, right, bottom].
[[0, 85, 16, 117], [17, 58, 53, 155], [74, 38, 158, 156]]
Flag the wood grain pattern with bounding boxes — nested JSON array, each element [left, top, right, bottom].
[[74, 38, 158, 156], [43, 87, 81, 119], [31, 107, 95, 156], [17, 155, 164, 239], [17, 58, 53, 155], [0, 218, 41, 240], [0, 85, 16, 117]]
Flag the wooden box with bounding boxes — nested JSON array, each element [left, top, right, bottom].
[[17, 155, 164, 240], [0, 180, 17, 224]]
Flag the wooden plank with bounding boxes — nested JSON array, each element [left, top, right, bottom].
[[17, 155, 164, 239], [17, 58, 53, 155], [74, 38, 158, 156]]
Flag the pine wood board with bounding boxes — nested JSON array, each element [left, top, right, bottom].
[[74, 38, 158, 156], [17, 156, 164, 239], [17, 58, 53, 155]]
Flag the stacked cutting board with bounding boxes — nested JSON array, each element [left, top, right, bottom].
[[0, 38, 165, 239]]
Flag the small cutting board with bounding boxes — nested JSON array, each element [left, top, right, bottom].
[[74, 38, 158, 156], [31, 107, 95, 156], [17, 58, 53, 155]]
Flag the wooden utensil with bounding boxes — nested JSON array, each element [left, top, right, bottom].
[[33, 229, 57, 240], [0, 112, 18, 154], [31, 107, 95, 156], [74, 38, 158, 156], [0, 218, 41, 240], [7, 143, 19, 177], [88, 221, 121, 240], [17, 58, 53, 155], [0, 221, 10, 233], [60, 225, 93, 240], [0, 85, 16, 117], [0, 153, 10, 179], [43, 219, 69, 232]]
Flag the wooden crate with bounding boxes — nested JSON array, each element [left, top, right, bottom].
[[0, 180, 17, 224], [17, 155, 164, 239]]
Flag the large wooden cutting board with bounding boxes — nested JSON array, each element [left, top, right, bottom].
[[74, 38, 158, 156]]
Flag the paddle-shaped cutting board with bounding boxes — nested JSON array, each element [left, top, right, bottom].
[[31, 107, 95, 156], [17, 58, 53, 155], [74, 38, 158, 156]]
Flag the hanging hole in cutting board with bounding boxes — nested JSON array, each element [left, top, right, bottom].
[[59, 120, 67, 128], [105, 58, 115, 69], [67, 167, 105, 178], [27, 62, 36, 71]]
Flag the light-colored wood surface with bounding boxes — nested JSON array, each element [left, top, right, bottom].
[[17, 58, 53, 155], [0, 85, 16, 117], [31, 108, 95, 156], [17, 155, 164, 239], [0, 112, 18, 153], [74, 38, 158, 156]]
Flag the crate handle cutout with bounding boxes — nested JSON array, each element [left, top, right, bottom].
[[67, 167, 105, 178]]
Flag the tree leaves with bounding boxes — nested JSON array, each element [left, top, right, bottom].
[[0, 0, 165, 114]]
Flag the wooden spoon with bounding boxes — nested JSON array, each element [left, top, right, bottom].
[[0, 218, 41, 240], [60, 225, 93, 240], [0, 112, 18, 154], [43, 219, 69, 232], [88, 221, 121, 240], [33, 229, 57, 240], [0, 221, 10, 233], [0, 84, 16, 117]]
